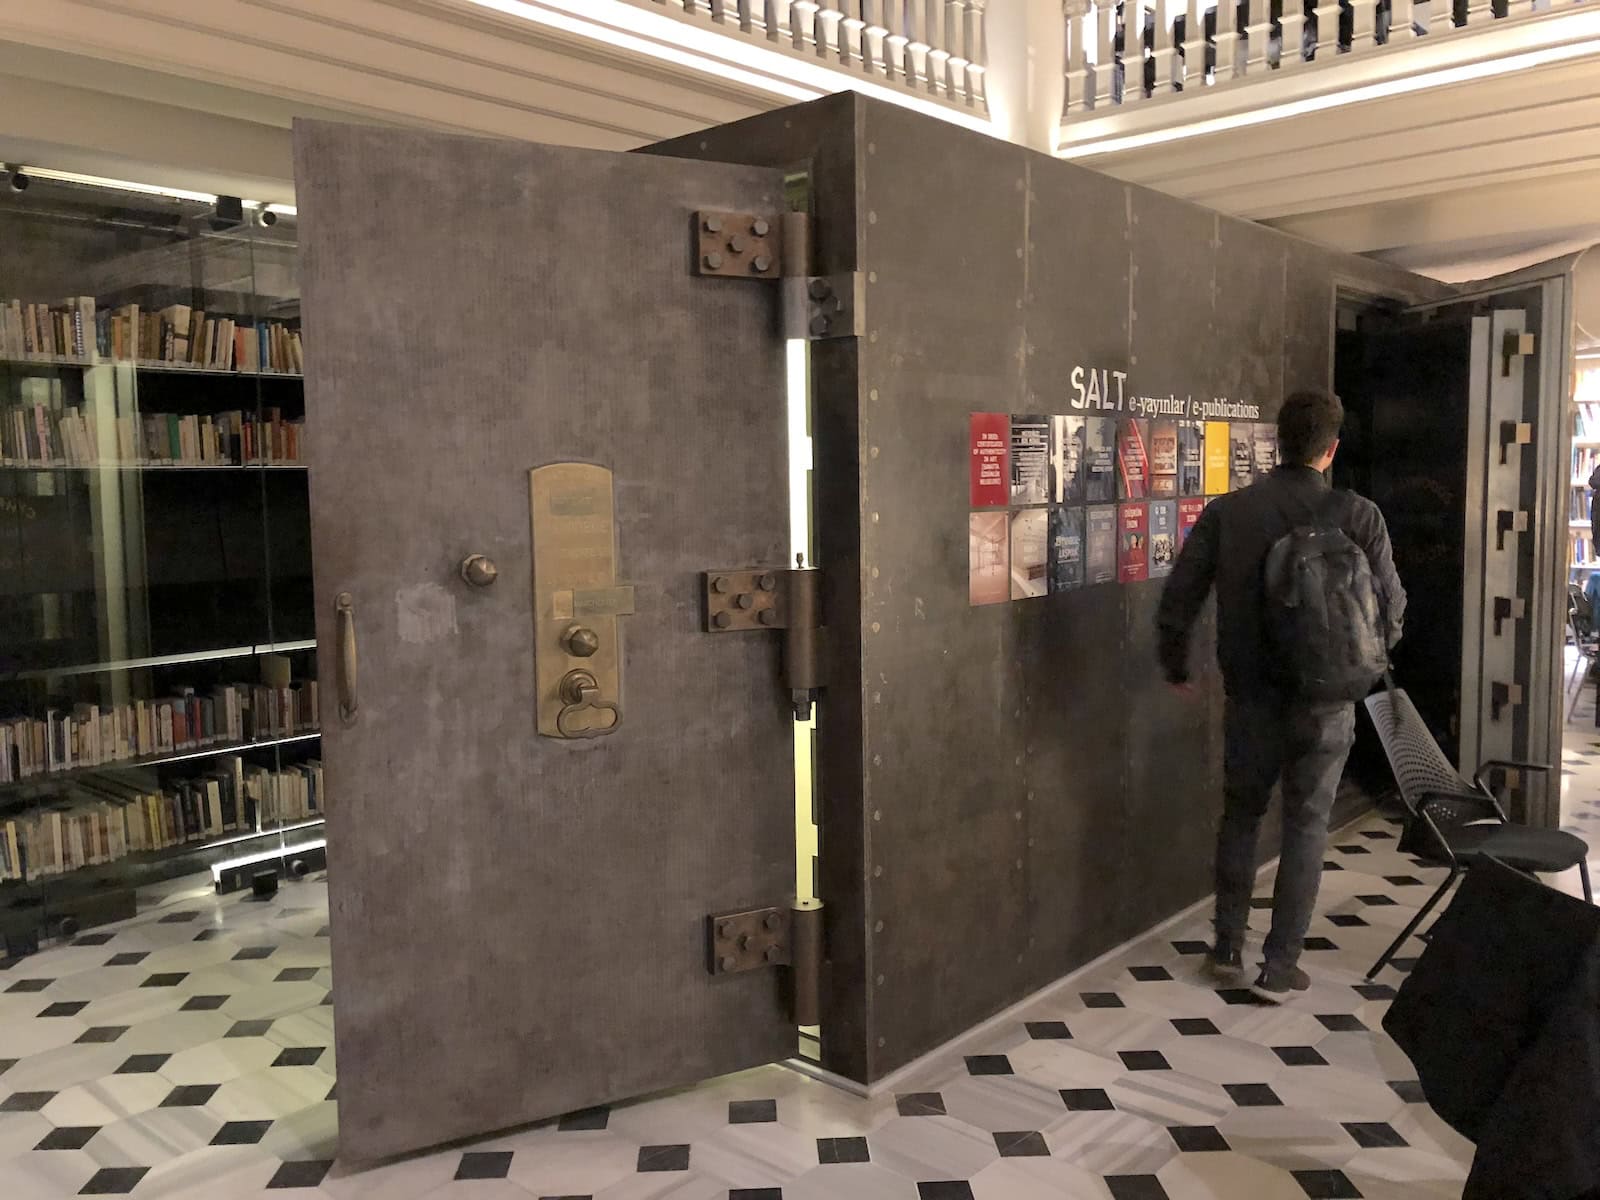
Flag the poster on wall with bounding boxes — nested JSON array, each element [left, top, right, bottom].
[[1086, 505, 1117, 584], [1010, 508, 1049, 600], [1204, 421, 1231, 495], [1149, 419, 1179, 498], [1010, 414, 1050, 506], [970, 413, 1010, 507], [1177, 421, 1204, 497], [1116, 417, 1150, 500], [1178, 497, 1207, 551], [969, 511, 1010, 605], [1084, 417, 1117, 503], [1148, 500, 1177, 578], [1118, 503, 1149, 584], [1049, 506, 1084, 592], [1252, 423, 1278, 478], [1051, 415, 1086, 504], [1229, 424, 1255, 492]]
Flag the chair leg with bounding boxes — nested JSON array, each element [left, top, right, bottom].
[[1582, 859, 1593, 905], [1367, 868, 1460, 980]]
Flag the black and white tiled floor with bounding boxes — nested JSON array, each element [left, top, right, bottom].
[[3, 734, 1598, 1200]]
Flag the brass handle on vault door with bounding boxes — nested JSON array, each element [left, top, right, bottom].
[[556, 669, 622, 739], [335, 592, 358, 723]]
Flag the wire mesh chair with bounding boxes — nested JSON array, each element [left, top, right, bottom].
[[1362, 683, 1592, 979]]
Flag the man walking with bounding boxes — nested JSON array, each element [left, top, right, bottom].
[[1156, 390, 1405, 1003]]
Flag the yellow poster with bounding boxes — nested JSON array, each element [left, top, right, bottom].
[[1203, 421, 1231, 495]]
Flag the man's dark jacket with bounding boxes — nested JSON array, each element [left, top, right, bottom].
[[1155, 465, 1406, 696]]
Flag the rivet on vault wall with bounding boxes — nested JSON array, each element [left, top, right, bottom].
[[868, 142, 876, 154], [873, 809, 882, 821], [870, 447, 880, 459], [870, 388, 879, 400], [871, 566, 880, 578], [869, 211, 878, 224], [876, 975, 885, 986], [871, 622, 881, 634], [874, 920, 884, 932], [869, 271, 878, 283], [873, 865, 883, 878]]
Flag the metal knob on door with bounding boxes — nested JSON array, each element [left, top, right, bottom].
[[459, 554, 499, 587], [556, 669, 622, 739]]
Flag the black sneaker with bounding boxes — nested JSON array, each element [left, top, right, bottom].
[[1203, 941, 1244, 982], [1250, 962, 1311, 1005]]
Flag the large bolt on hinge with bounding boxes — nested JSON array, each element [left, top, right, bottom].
[[692, 209, 862, 341], [703, 559, 825, 720]]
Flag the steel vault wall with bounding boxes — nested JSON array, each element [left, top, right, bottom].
[[650, 95, 1446, 1084]]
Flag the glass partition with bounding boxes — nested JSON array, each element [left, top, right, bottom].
[[0, 173, 318, 955]]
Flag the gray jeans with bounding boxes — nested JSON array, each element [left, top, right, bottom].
[[1216, 696, 1357, 968]]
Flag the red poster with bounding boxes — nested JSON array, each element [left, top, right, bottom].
[[970, 413, 1010, 507], [1177, 497, 1206, 551], [1118, 502, 1149, 584]]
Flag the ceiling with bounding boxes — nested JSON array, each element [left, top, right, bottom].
[[0, 0, 1596, 282]]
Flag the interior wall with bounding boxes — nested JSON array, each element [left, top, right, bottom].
[[651, 94, 1448, 1085]]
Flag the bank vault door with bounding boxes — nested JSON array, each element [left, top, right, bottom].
[[294, 122, 809, 1162]]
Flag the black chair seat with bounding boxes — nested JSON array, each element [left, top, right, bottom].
[[1450, 823, 1590, 873]]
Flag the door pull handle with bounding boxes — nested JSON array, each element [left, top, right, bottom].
[[556, 669, 622, 739], [336, 591, 358, 723]]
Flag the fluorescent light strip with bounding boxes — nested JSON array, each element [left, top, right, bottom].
[[464, 0, 994, 135], [1057, 33, 1600, 158], [203, 818, 326, 855], [211, 837, 327, 882], [16, 166, 218, 204]]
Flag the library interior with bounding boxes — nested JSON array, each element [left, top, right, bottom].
[[3, 4, 1600, 1200]]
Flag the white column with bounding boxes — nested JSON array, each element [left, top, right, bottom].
[[983, 0, 1067, 148], [1149, 0, 1177, 94], [1243, 0, 1273, 71], [1212, 0, 1240, 82], [1348, 0, 1378, 51], [1182, 0, 1208, 87], [1311, 0, 1339, 57], [1280, 0, 1306, 66], [1064, 0, 1091, 114]]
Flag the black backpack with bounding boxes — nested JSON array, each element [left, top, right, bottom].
[[1262, 492, 1389, 702]]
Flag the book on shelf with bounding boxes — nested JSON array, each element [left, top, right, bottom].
[[1574, 529, 1594, 567], [0, 756, 324, 883], [2, 399, 304, 467], [0, 677, 319, 785], [1577, 400, 1600, 440], [2, 296, 303, 374]]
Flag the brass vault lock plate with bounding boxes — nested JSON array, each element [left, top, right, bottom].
[[530, 463, 631, 739]]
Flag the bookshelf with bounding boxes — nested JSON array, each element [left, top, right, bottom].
[[0, 172, 320, 955], [1572, 360, 1600, 575]]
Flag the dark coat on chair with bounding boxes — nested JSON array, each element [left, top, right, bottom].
[[1383, 856, 1600, 1200]]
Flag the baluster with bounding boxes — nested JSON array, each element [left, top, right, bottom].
[[1123, 0, 1145, 102], [838, 2, 865, 67], [1348, 0, 1377, 51], [919, 0, 946, 93], [1181, 0, 1207, 87], [1212, 0, 1240, 81], [1148, 0, 1175, 93], [710, 0, 731, 22], [1311, 0, 1338, 57], [737, 0, 755, 32], [967, 0, 987, 110], [1280, 0, 1307, 65], [941, 0, 966, 98], [1243, 0, 1272, 71], [902, 0, 927, 87], [814, 0, 841, 59], [1096, 0, 1119, 105], [1460, 0, 1492, 28], [765, 0, 785, 42], [1387, 0, 1416, 39], [1064, 0, 1089, 114], [882, 0, 908, 81], [861, 0, 888, 69]]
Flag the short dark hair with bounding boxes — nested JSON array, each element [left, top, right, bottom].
[[1277, 390, 1344, 464]]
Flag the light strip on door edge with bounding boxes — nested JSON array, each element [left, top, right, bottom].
[[210, 838, 327, 882], [1056, 32, 1600, 159], [463, 0, 996, 136]]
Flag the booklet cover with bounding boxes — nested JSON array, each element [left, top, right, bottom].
[[1229, 424, 1255, 492], [1149, 419, 1179, 498], [1086, 505, 1117, 584], [1252, 422, 1278, 479], [969, 511, 1010, 605], [1178, 420, 1205, 497], [1204, 420, 1231, 495], [1084, 417, 1118, 503], [1117, 417, 1151, 501], [970, 413, 1009, 507], [1010, 508, 1049, 599], [1148, 500, 1178, 578], [1050, 414, 1086, 505], [1118, 502, 1150, 584], [1049, 506, 1085, 592], [1010, 414, 1050, 506], [1178, 497, 1207, 551]]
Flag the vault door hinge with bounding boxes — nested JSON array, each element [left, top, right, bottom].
[[692, 210, 862, 341], [707, 899, 824, 1026], [702, 561, 825, 720]]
